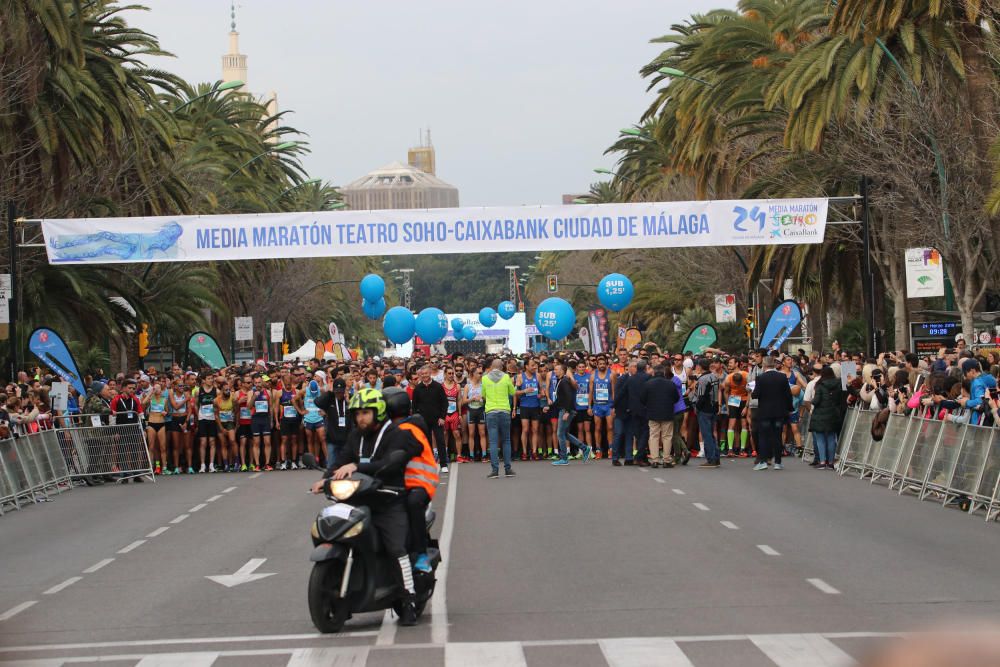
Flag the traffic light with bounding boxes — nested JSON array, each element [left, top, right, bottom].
[[547, 274, 558, 293], [138, 323, 149, 358], [744, 308, 755, 340], [282, 341, 290, 356]]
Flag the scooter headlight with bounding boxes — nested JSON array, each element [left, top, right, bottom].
[[330, 479, 360, 500]]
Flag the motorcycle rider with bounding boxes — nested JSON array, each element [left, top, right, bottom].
[[310, 388, 422, 625], [382, 386, 439, 574]]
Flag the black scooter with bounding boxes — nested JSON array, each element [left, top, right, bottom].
[[302, 452, 441, 633]]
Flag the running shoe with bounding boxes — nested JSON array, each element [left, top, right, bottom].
[[187, 467, 195, 475], [582, 445, 592, 463], [265, 464, 274, 471], [773, 463, 784, 470], [487, 470, 499, 479], [753, 462, 768, 471], [198, 463, 206, 473], [161, 468, 171, 476], [240, 463, 248, 472], [173, 467, 182, 476], [253, 465, 261, 472], [594, 450, 603, 460], [551, 458, 569, 466], [520, 453, 528, 461], [441, 465, 450, 474], [278, 461, 288, 471], [154, 463, 162, 475], [290, 461, 299, 470], [209, 463, 217, 473]]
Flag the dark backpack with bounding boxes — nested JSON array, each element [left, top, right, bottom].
[[696, 375, 719, 413]]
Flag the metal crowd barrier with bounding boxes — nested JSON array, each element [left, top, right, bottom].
[[835, 406, 1000, 522], [0, 415, 152, 516]]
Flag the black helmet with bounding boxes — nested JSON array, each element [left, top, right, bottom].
[[382, 386, 411, 419]]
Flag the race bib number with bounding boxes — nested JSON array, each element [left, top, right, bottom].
[[525, 385, 537, 396], [150, 404, 164, 414], [728, 396, 743, 408], [91, 416, 102, 427], [240, 407, 252, 420], [338, 416, 346, 428], [198, 404, 215, 420], [219, 410, 233, 422], [576, 392, 589, 408], [595, 387, 610, 403], [447, 398, 457, 414], [283, 405, 298, 419], [255, 400, 269, 413]]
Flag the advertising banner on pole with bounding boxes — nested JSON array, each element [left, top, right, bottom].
[[187, 331, 227, 369], [28, 328, 86, 396], [234, 317, 253, 342], [759, 300, 803, 351], [40, 198, 830, 264], [714, 294, 736, 323], [270, 322, 285, 343], [682, 323, 718, 355], [905, 248, 945, 298]]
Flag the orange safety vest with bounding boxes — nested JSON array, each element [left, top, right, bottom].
[[397, 419, 439, 499]]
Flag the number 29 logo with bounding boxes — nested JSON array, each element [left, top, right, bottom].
[[732, 206, 765, 233]]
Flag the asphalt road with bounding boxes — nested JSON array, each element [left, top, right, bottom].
[[2, 453, 999, 666]]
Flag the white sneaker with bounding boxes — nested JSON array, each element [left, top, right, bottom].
[[753, 462, 768, 471], [198, 463, 206, 473], [441, 465, 450, 474], [278, 461, 288, 471], [290, 461, 299, 470], [773, 463, 784, 470], [209, 463, 217, 473]]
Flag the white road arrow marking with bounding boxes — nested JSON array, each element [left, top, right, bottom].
[[205, 559, 275, 588]]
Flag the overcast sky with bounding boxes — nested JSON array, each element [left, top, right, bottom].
[[133, 0, 730, 206]]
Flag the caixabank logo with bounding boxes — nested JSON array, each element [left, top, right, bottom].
[[731, 202, 822, 241]]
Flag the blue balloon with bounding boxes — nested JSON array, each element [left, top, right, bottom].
[[534, 297, 575, 340], [461, 325, 477, 341], [498, 300, 516, 320], [597, 273, 634, 312], [362, 297, 387, 320], [415, 307, 449, 344], [359, 274, 386, 303], [450, 317, 464, 333], [478, 307, 498, 327], [382, 306, 415, 344]]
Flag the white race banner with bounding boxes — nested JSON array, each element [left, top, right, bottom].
[[714, 293, 736, 323], [234, 316, 253, 341], [270, 321, 285, 343], [905, 248, 945, 298], [40, 199, 829, 264]]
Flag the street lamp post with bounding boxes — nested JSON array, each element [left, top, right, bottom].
[[392, 268, 414, 310], [173, 80, 245, 113]]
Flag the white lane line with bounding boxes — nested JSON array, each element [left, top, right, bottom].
[[43, 576, 82, 595], [600, 637, 695, 666], [692, 502, 710, 511], [83, 558, 115, 574], [431, 460, 458, 645], [136, 652, 218, 666], [750, 634, 854, 667], [757, 545, 781, 556], [222, 486, 237, 493], [147, 526, 170, 538], [287, 646, 371, 666], [0, 632, 379, 653], [118, 540, 146, 554], [720, 521, 739, 530], [672, 488, 686, 495], [653, 477, 666, 484], [375, 609, 397, 646], [0, 601, 37, 622], [445, 641, 526, 667], [807, 578, 841, 595], [206, 494, 223, 502], [188, 503, 207, 513], [170, 514, 189, 524], [638, 467, 649, 472], [248, 472, 262, 479]]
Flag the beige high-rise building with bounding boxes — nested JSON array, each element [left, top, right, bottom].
[[342, 161, 459, 211]]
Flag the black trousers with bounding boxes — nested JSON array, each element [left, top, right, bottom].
[[756, 418, 784, 464], [405, 487, 430, 554], [429, 422, 448, 465], [371, 500, 411, 595], [629, 416, 649, 461]]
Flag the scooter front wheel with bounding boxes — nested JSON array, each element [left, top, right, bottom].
[[308, 561, 351, 633]]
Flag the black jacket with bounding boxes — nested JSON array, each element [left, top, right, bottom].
[[640, 376, 679, 421], [626, 370, 651, 419], [751, 369, 794, 420], [612, 373, 631, 414], [554, 375, 578, 413], [411, 380, 448, 424], [315, 391, 350, 443], [333, 420, 422, 489]]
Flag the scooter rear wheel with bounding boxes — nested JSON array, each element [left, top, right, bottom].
[[308, 561, 351, 633]]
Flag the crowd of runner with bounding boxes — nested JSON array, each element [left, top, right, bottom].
[[4, 337, 999, 477]]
